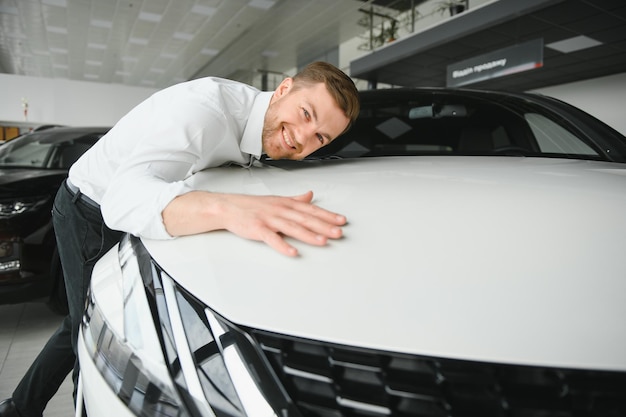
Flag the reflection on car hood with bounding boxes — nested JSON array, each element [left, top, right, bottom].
[[0, 168, 63, 181], [142, 156, 626, 372], [0, 168, 66, 195]]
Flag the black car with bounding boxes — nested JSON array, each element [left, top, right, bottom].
[[0, 126, 109, 313]]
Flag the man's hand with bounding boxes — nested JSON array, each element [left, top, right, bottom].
[[162, 190, 346, 256]]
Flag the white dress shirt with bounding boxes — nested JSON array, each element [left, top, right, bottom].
[[69, 77, 273, 239]]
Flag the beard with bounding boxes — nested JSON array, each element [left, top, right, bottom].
[[262, 103, 297, 160]]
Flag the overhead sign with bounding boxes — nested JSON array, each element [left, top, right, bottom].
[[447, 38, 544, 87]]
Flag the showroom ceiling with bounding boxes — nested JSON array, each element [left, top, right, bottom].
[[0, 0, 367, 89], [0, 0, 624, 91]]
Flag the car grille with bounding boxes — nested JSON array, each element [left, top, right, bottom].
[[251, 331, 626, 417]]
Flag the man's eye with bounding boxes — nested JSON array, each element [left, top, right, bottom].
[[303, 109, 310, 119], [317, 134, 324, 144]]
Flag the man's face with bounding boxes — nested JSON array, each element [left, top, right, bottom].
[[262, 78, 350, 160]]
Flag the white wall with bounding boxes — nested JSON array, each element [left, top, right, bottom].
[[0, 74, 157, 130], [531, 72, 626, 136], [2, 65, 625, 138]]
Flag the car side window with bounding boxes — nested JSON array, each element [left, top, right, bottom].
[[0, 141, 53, 167], [52, 143, 94, 169], [525, 113, 597, 156]]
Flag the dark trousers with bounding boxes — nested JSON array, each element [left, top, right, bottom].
[[12, 181, 122, 417]]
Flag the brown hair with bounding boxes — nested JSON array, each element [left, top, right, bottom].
[[292, 61, 360, 135]]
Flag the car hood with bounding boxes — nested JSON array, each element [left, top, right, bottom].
[[142, 156, 626, 372], [0, 168, 66, 195]]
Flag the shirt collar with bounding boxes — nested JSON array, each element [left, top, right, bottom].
[[240, 91, 273, 159]]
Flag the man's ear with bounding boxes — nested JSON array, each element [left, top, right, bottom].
[[272, 77, 293, 101]]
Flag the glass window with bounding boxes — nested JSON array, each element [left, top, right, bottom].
[[0, 138, 53, 167], [0, 130, 102, 169], [304, 89, 625, 162], [526, 113, 597, 156]]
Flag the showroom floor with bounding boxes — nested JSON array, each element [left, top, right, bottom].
[[0, 302, 74, 417]]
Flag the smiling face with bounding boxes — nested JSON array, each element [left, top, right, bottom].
[[262, 78, 350, 160]]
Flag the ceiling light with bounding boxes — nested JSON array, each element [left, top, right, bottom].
[[91, 19, 113, 29], [191, 5, 216, 16], [174, 32, 193, 41], [50, 47, 68, 54], [261, 50, 279, 58], [47, 26, 68, 34], [88, 43, 107, 50], [53, 64, 68, 69], [129, 37, 149, 45], [86, 60, 102, 66], [139, 12, 162, 22], [121, 56, 138, 63], [248, 0, 275, 10], [116, 70, 131, 76], [160, 53, 177, 59], [200, 48, 219, 56], [546, 35, 602, 53], [0, 4, 18, 14], [5, 32, 26, 40], [42, 0, 67, 7]]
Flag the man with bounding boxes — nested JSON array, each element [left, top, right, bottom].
[[0, 61, 360, 417]]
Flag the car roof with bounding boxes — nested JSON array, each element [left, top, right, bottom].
[[13, 126, 111, 144], [357, 86, 554, 106]]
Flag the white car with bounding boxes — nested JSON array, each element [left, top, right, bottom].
[[77, 88, 626, 417]]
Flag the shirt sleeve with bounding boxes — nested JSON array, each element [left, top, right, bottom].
[[99, 85, 233, 240]]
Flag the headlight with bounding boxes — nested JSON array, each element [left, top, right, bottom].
[[0, 196, 48, 218], [82, 234, 300, 417], [83, 236, 188, 417], [0, 238, 21, 274]]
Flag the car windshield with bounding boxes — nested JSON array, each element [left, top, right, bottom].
[[307, 89, 626, 163], [0, 129, 104, 169]]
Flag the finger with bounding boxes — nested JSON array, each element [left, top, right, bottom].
[[261, 229, 299, 257], [291, 190, 314, 204], [272, 203, 345, 239], [265, 215, 338, 247], [289, 192, 347, 226]]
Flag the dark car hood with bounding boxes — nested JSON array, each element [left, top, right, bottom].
[[0, 168, 67, 197]]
